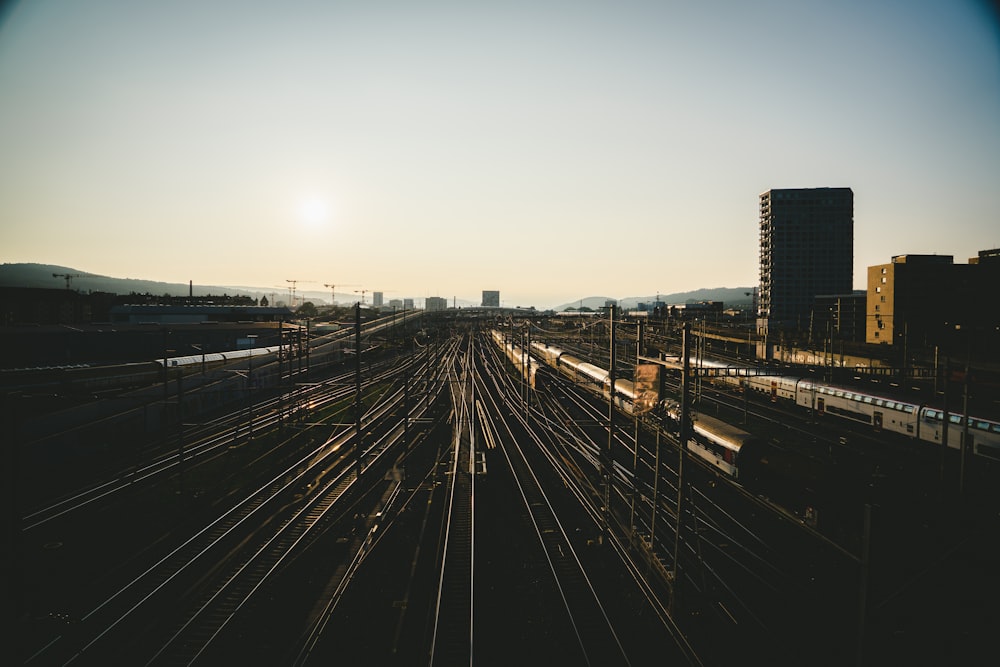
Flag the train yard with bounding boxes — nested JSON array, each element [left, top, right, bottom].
[[8, 312, 1000, 665]]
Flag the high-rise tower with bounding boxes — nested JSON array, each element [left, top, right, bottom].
[[758, 187, 853, 334]]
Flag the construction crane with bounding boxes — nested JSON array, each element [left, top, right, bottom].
[[286, 279, 298, 308], [324, 283, 358, 306], [53, 273, 81, 290]]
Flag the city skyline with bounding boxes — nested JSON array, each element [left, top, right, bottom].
[[2, 1, 999, 310]]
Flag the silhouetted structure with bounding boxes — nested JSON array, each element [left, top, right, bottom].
[[758, 187, 854, 335], [482, 290, 500, 308], [866, 250, 1000, 355]]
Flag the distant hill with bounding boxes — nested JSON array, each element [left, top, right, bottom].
[[0, 263, 263, 299], [554, 287, 754, 312], [1, 264, 754, 311], [0, 264, 468, 307]]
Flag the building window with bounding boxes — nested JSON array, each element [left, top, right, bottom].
[[875, 305, 880, 311], [881, 277, 887, 284], [876, 287, 881, 293]]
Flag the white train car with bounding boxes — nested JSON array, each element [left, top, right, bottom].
[[662, 402, 763, 481], [918, 408, 1000, 458], [490, 330, 539, 388], [662, 353, 1000, 459], [793, 380, 920, 437]]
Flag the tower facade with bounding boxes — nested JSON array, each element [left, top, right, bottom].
[[482, 290, 500, 308], [758, 187, 854, 334]]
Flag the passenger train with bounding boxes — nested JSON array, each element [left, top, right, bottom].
[[664, 356, 1000, 461], [489, 330, 539, 388], [1, 343, 299, 396], [490, 334, 764, 482]]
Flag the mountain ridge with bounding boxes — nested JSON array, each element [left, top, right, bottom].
[[1, 263, 754, 310], [553, 288, 754, 312]]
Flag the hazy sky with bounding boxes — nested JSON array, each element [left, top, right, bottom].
[[2, 1, 998, 309]]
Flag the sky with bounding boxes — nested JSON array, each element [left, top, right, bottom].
[[1, 0, 998, 310]]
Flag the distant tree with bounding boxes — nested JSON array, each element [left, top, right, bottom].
[[260, 295, 269, 307], [297, 301, 318, 318]]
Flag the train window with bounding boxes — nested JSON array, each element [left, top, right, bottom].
[[975, 421, 989, 430], [835, 390, 845, 398], [885, 401, 896, 410], [949, 415, 962, 424], [863, 396, 873, 404], [875, 399, 885, 407], [904, 405, 914, 414]]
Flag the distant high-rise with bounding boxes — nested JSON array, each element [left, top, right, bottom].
[[372, 291, 384, 308], [758, 187, 853, 333], [425, 296, 447, 311], [403, 298, 414, 310], [482, 290, 500, 308]]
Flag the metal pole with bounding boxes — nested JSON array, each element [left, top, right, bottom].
[[248, 335, 256, 442], [176, 370, 184, 494], [163, 330, 169, 403], [933, 345, 939, 396], [960, 357, 970, 496], [277, 321, 284, 430], [671, 322, 691, 615], [404, 337, 411, 453], [650, 426, 660, 543], [519, 330, 528, 416], [857, 503, 874, 666], [743, 379, 750, 425], [526, 324, 531, 410], [941, 358, 950, 484], [630, 321, 642, 530], [355, 302, 363, 479], [604, 306, 616, 539]]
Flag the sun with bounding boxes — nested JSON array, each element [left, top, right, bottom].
[[297, 196, 331, 227]]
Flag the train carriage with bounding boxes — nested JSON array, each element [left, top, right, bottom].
[[795, 380, 920, 437], [918, 408, 1000, 458]]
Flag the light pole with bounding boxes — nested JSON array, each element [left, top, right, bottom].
[[247, 334, 257, 442]]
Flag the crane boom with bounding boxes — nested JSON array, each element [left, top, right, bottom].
[[52, 273, 81, 289]]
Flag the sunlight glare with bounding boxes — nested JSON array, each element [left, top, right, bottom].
[[297, 196, 331, 227]]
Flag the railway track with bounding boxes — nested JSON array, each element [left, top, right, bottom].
[[488, 330, 863, 664], [476, 334, 639, 665], [22, 354, 421, 530], [429, 336, 476, 666], [24, 347, 450, 666]]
